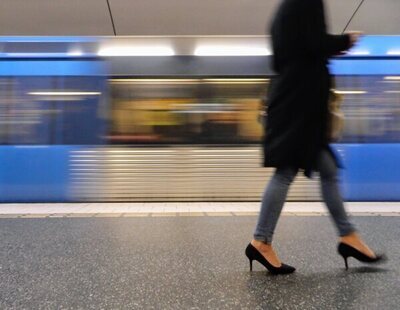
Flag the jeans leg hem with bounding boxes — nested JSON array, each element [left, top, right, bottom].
[[339, 227, 357, 237], [253, 236, 272, 244]]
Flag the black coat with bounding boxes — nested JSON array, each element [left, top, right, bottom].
[[263, 0, 351, 175]]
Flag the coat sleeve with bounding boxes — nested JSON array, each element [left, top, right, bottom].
[[304, 0, 351, 57]]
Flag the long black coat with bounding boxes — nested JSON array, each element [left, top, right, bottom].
[[263, 0, 351, 175]]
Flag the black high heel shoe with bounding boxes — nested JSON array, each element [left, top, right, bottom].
[[245, 243, 296, 275], [337, 242, 386, 270]]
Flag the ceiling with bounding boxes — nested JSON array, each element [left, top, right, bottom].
[[0, 0, 398, 36]]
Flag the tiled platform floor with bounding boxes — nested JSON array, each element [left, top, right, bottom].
[[0, 202, 399, 218], [0, 215, 398, 309]]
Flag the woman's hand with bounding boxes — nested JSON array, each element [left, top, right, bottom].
[[347, 31, 364, 48]]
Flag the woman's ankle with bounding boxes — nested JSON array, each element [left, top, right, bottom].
[[339, 233, 376, 258], [251, 239, 273, 250], [251, 240, 282, 267], [340, 232, 359, 242]]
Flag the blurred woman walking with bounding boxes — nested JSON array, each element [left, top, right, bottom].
[[245, 0, 386, 274]]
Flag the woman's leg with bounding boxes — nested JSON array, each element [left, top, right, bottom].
[[254, 166, 298, 244], [317, 150, 356, 236], [318, 150, 377, 258]]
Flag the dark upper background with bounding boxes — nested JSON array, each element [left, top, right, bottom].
[[0, 0, 399, 36]]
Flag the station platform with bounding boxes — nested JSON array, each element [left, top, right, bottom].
[[1, 201, 400, 218], [0, 202, 399, 309]]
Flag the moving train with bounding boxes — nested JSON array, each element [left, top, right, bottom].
[[0, 36, 399, 202]]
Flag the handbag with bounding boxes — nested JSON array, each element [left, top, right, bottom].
[[327, 89, 345, 142]]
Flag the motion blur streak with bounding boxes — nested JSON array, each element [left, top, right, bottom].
[[0, 35, 400, 202]]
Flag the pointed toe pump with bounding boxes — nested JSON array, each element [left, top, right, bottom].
[[245, 243, 296, 275], [337, 242, 387, 270]]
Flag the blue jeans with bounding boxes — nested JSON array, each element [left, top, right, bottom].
[[254, 150, 356, 244]]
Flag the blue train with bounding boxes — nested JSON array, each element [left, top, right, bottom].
[[0, 36, 399, 202]]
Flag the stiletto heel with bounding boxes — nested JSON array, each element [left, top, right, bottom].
[[343, 256, 348, 270], [245, 243, 296, 275], [337, 242, 386, 270]]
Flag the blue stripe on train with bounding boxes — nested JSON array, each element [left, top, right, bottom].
[[333, 144, 400, 201], [0, 146, 74, 202], [0, 144, 398, 202], [0, 60, 108, 76], [330, 59, 400, 75]]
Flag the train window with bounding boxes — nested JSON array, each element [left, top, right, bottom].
[[2, 76, 398, 146], [336, 76, 400, 143], [0, 77, 107, 145], [109, 77, 400, 145], [109, 78, 268, 144]]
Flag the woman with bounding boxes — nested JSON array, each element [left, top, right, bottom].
[[245, 0, 385, 274]]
